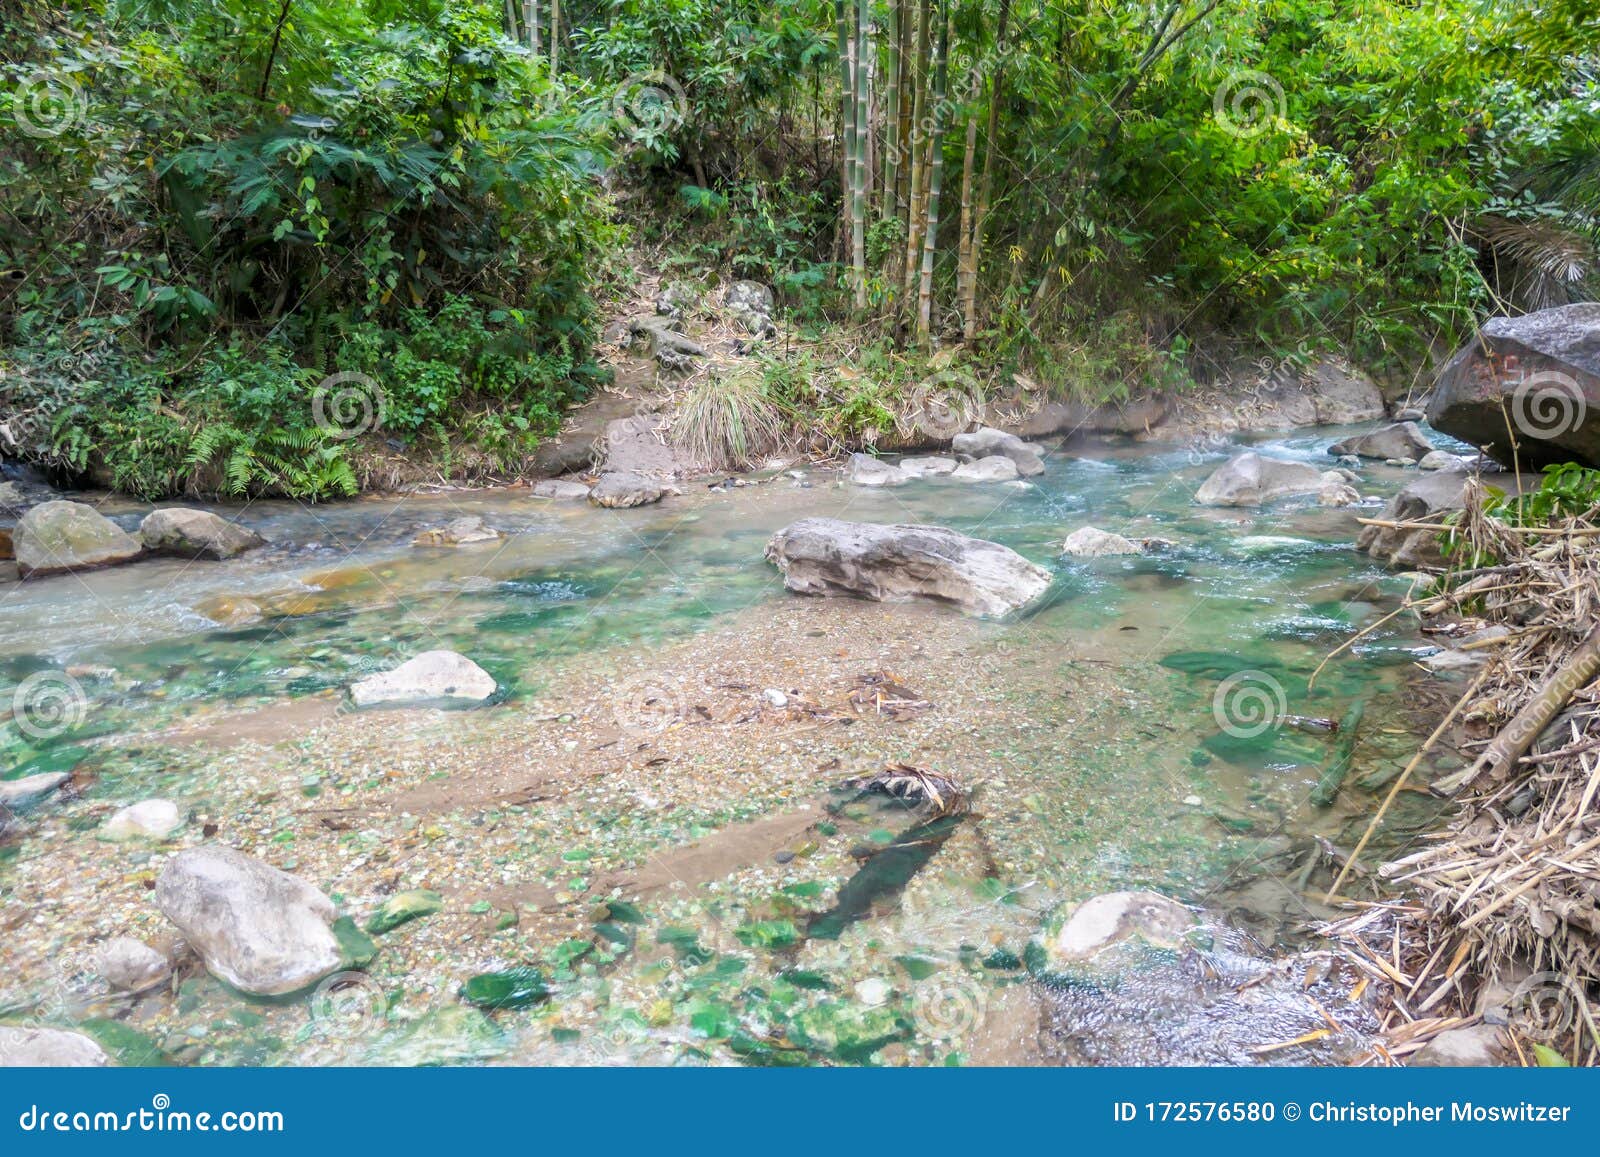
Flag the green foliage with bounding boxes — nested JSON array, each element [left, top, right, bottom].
[[1486, 463, 1600, 526], [1, 0, 616, 498]]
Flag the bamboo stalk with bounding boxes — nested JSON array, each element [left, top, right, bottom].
[[914, 0, 950, 348]]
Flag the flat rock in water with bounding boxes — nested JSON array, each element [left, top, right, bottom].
[[1428, 302, 1600, 469], [847, 453, 909, 487], [97, 936, 170, 993], [1047, 890, 1196, 966], [348, 650, 496, 708], [952, 427, 1046, 475], [0, 772, 69, 810], [1194, 452, 1324, 507], [897, 456, 957, 477], [764, 518, 1051, 618], [411, 515, 501, 546], [15, 500, 143, 578], [1418, 450, 1472, 471], [0, 1026, 111, 1067], [140, 508, 264, 560], [102, 798, 184, 841], [952, 455, 1020, 482], [530, 478, 591, 501], [588, 471, 671, 508], [1328, 421, 1434, 461], [1061, 527, 1142, 557], [154, 845, 342, 996]]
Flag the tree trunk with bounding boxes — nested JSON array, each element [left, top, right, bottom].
[[549, 0, 560, 73], [915, 2, 950, 348], [962, 0, 1010, 340], [526, 0, 539, 53], [851, 0, 870, 308], [901, 0, 931, 303], [954, 83, 979, 342], [882, 0, 901, 224]]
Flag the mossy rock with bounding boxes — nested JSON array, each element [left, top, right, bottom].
[[458, 968, 550, 1010], [786, 1001, 910, 1063], [366, 889, 444, 935]]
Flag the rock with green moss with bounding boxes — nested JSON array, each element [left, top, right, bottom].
[[366, 890, 444, 935], [15, 501, 143, 579], [787, 1000, 910, 1062], [367, 1006, 507, 1066], [458, 968, 549, 1010]]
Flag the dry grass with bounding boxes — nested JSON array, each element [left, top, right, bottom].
[[1324, 480, 1600, 1064], [670, 369, 789, 472]]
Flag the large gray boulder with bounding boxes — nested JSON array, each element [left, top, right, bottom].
[[765, 518, 1052, 617], [1194, 452, 1325, 506], [898, 456, 958, 477], [1061, 527, 1142, 557], [14, 500, 143, 578], [951, 427, 1045, 475], [599, 414, 684, 477], [1013, 397, 1169, 438], [627, 316, 705, 372], [1328, 422, 1434, 461], [724, 280, 776, 336], [1357, 469, 1540, 568], [154, 846, 342, 996], [0, 1026, 110, 1067], [348, 650, 497, 708], [1428, 303, 1600, 468], [952, 455, 1021, 483], [140, 507, 265, 560]]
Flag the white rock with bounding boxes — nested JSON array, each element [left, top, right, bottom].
[[951, 427, 1045, 476], [1049, 890, 1196, 965], [97, 937, 169, 993], [349, 650, 497, 708], [1062, 527, 1142, 557], [854, 978, 892, 1007], [1418, 450, 1470, 472], [951, 455, 1020, 482], [0, 1026, 110, 1067], [102, 799, 184, 841], [761, 688, 789, 708], [155, 846, 342, 996]]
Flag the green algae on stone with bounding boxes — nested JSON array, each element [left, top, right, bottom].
[[787, 1000, 910, 1062], [332, 917, 379, 968], [458, 967, 550, 1010], [366, 889, 444, 935]]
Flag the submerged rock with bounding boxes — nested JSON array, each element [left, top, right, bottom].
[[366, 889, 444, 935], [588, 471, 672, 508], [0, 772, 69, 810], [951, 455, 1020, 482], [1317, 471, 1361, 507], [765, 518, 1052, 617], [530, 478, 592, 501], [155, 846, 342, 996], [1194, 452, 1324, 507], [0, 1026, 111, 1067], [1328, 421, 1434, 461], [847, 453, 909, 487], [1418, 449, 1472, 471], [102, 799, 184, 842], [15, 500, 143, 578], [140, 508, 264, 560], [951, 427, 1045, 476], [411, 515, 501, 547], [1428, 302, 1600, 469], [1045, 890, 1197, 966], [348, 650, 497, 708], [1061, 527, 1142, 557], [97, 936, 170, 994]]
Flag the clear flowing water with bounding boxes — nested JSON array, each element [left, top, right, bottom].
[[0, 428, 1466, 1066]]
